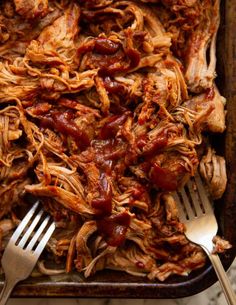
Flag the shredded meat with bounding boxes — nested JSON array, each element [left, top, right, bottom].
[[14, 0, 49, 19], [199, 147, 227, 199], [0, 0, 229, 282]]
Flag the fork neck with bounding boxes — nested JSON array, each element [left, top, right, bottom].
[[0, 277, 19, 305]]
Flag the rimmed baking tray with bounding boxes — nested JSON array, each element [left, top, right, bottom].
[[1, 0, 236, 298]]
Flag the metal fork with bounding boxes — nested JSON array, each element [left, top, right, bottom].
[[0, 201, 55, 305], [173, 173, 236, 305]]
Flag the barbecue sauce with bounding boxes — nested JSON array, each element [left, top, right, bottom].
[[96, 211, 131, 246], [205, 86, 215, 100], [40, 110, 90, 150], [94, 38, 120, 55], [150, 163, 178, 191], [100, 113, 128, 139], [103, 76, 125, 94], [141, 134, 168, 157], [91, 173, 112, 215]]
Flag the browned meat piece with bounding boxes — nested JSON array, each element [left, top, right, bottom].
[[14, 0, 48, 19], [78, 0, 114, 8], [0, 59, 40, 100], [74, 221, 98, 272], [25, 184, 95, 216], [161, 0, 197, 7], [106, 246, 156, 277], [0, 6, 62, 60], [26, 3, 80, 67], [199, 147, 227, 199], [0, 23, 9, 43], [184, 0, 220, 92], [0, 178, 31, 218], [181, 85, 226, 133], [148, 250, 205, 281], [213, 236, 232, 253]]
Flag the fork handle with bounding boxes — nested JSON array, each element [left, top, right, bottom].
[[0, 278, 18, 305], [208, 253, 236, 305]]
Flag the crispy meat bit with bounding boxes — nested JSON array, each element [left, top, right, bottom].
[[14, 0, 49, 19]]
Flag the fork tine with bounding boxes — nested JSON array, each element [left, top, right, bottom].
[[186, 178, 203, 217], [11, 201, 39, 244], [179, 187, 195, 220], [34, 222, 56, 259], [194, 172, 213, 213], [26, 215, 51, 251], [18, 209, 44, 248]]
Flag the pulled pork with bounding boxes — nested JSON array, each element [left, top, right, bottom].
[[0, 0, 229, 282]]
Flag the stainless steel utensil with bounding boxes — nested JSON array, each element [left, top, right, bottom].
[[173, 172, 236, 305], [0, 201, 55, 305]]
